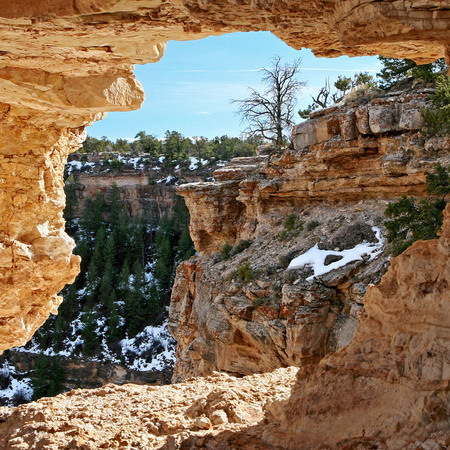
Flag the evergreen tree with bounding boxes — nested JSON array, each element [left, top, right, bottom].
[[422, 75, 450, 136], [99, 257, 115, 306], [377, 57, 447, 89], [106, 291, 122, 342], [153, 216, 174, 297], [125, 260, 146, 335], [82, 191, 105, 235], [81, 311, 99, 356], [385, 164, 448, 256], [32, 355, 65, 401], [63, 174, 78, 234], [177, 229, 195, 262], [108, 183, 122, 230]]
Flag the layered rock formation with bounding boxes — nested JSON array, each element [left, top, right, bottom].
[[67, 152, 218, 221], [0, 207, 448, 448], [171, 87, 449, 381], [0, 124, 82, 353]]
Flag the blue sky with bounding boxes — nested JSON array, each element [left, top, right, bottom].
[[89, 32, 382, 140]]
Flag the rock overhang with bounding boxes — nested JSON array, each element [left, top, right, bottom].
[[0, 0, 448, 351]]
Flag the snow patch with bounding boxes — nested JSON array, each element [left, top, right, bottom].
[[0, 361, 33, 407], [120, 318, 176, 372], [189, 156, 208, 171], [288, 227, 384, 281]]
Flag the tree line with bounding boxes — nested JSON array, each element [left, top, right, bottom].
[[79, 131, 261, 168]]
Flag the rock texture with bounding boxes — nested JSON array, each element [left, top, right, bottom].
[[171, 87, 449, 381], [0, 123, 82, 353], [0, 367, 298, 449], [0, 0, 448, 354], [0, 205, 448, 448]]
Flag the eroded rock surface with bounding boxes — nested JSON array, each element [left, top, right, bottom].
[[171, 88, 449, 381], [0, 0, 448, 355], [0, 367, 298, 449]]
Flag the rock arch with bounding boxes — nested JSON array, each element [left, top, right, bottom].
[[0, 1, 448, 351]]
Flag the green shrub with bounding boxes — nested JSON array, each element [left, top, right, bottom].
[[265, 265, 278, 276], [278, 254, 291, 269], [109, 157, 125, 170], [238, 262, 254, 282], [283, 269, 298, 284], [233, 239, 253, 255], [277, 230, 288, 241], [307, 220, 321, 231], [221, 242, 233, 261], [285, 214, 297, 231], [384, 164, 448, 256], [422, 75, 450, 136]]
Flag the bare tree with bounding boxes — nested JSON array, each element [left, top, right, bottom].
[[232, 56, 305, 149]]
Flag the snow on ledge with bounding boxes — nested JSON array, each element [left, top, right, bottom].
[[287, 227, 384, 281]]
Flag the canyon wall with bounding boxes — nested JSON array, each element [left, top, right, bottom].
[[170, 87, 449, 381], [67, 153, 217, 221]]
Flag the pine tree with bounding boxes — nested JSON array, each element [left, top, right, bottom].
[[63, 174, 78, 234], [126, 259, 146, 335], [154, 228, 173, 296], [32, 356, 65, 401], [81, 311, 99, 356], [106, 291, 122, 342], [177, 229, 195, 262], [87, 226, 106, 288], [99, 257, 115, 306], [385, 164, 448, 255], [108, 183, 122, 230]]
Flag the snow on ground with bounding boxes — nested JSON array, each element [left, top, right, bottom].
[[188, 156, 208, 170], [120, 318, 176, 372], [0, 361, 33, 407], [66, 160, 96, 175], [157, 175, 176, 184], [288, 227, 384, 281]]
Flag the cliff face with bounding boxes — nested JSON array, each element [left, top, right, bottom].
[[67, 152, 217, 222], [0, 123, 82, 353], [170, 88, 449, 381], [0, 205, 448, 448]]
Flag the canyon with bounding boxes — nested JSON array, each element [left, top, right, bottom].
[[0, 0, 448, 448]]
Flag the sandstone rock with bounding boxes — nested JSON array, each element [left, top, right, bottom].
[[209, 409, 228, 426], [0, 368, 298, 448], [194, 416, 212, 430], [179, 89, 447, 254], [292, 120, 318, 149]]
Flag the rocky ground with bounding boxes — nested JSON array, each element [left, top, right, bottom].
[[0, 367, 298, 449]]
